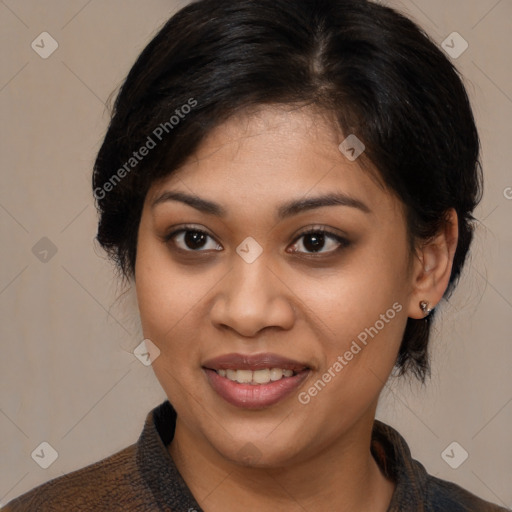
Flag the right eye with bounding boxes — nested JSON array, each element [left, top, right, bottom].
[[164, 225, 223, 252]]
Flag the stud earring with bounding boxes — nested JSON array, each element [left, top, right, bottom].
[[419, 300, 433, 316]]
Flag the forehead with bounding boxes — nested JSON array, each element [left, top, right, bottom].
[[146, 106, 396, 218]]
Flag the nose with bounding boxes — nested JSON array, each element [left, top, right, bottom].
[[209, 255, 296, 338]]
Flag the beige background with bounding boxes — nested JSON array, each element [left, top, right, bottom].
[[1, 0, 511, 508]]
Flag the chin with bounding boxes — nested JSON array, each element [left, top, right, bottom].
[[208, 427, 307, 469]]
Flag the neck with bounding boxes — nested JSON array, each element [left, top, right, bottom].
[[168, 406, 395, 512]]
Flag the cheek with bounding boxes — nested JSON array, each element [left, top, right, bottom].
[[297, 248, 408, 337], [135, 223, 190, 327], [292, 234, 410, 390], [135, 231, 190, 349], [134, 233, 225, 374], [297, 277, 407, 424], [301, 276, 407, 381], [136, 263, 205, 347], [134, 250, 208, 403]]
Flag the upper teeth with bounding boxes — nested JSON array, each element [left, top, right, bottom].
[[216, 368, 295, 384]]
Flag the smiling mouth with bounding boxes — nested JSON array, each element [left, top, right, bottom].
[[201, 352, 311, 409], [211, 367, 303, 385], [202, 367, 311, 409]]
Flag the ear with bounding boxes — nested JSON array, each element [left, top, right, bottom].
[[406, 208, 459, 319]]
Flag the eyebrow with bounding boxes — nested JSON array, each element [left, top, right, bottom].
[[151, 190, 371, 218]]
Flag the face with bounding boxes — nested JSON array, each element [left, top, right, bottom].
[[135, 106, 416, 467]]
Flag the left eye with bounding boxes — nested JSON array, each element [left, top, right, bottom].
[[288, 229, 348, 255]]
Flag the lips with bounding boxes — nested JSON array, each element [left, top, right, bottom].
[[202, 353, 311, 409], [202, 352, 309, 372]]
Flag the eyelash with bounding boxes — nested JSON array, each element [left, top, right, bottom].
[[163, 224, 350, 257]]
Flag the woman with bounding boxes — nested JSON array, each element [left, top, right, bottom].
[[3, 0, 509, 510]]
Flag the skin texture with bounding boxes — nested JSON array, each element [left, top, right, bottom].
[[134, 106, 458, 511]]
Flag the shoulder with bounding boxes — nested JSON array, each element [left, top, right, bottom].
[[371, 420, 510, 512], [1, 443, 154, 512], [423, 473, 510, 512]]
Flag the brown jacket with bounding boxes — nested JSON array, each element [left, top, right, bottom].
[[2, 400, 509, 511]]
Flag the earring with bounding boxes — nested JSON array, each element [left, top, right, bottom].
[[419, 300, 433, 316]]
